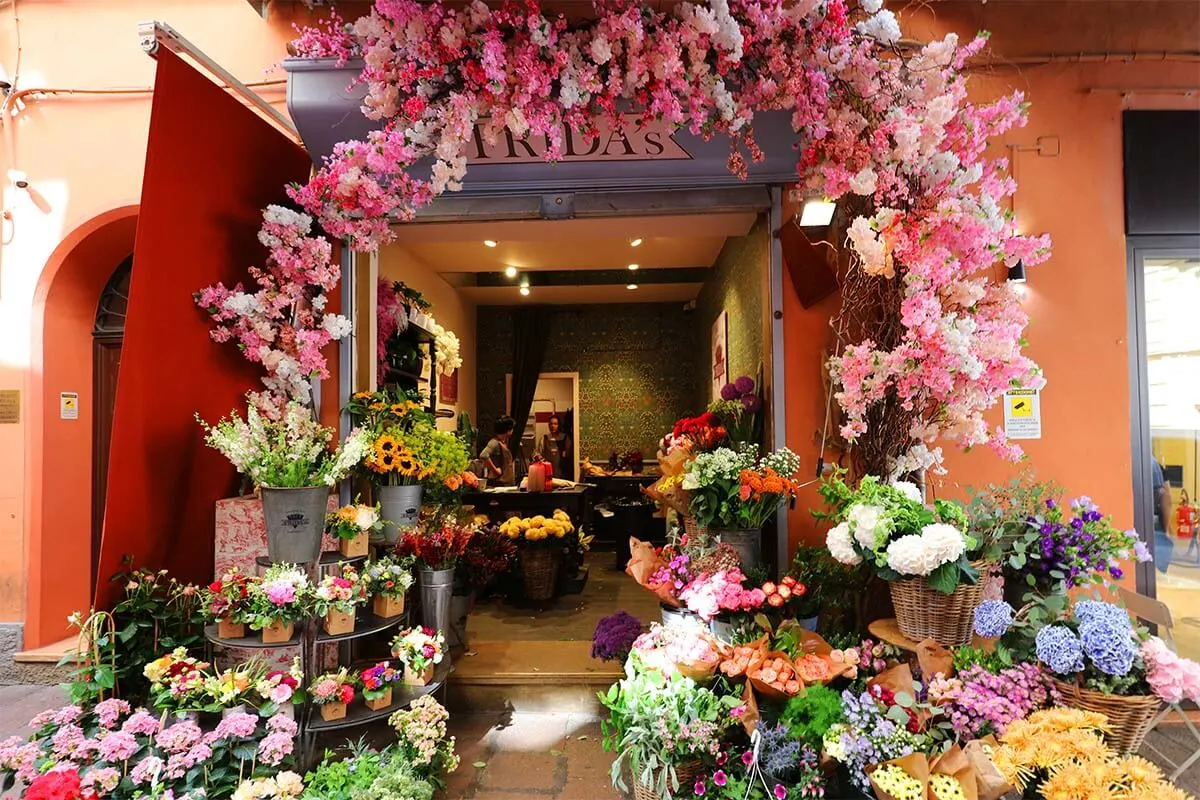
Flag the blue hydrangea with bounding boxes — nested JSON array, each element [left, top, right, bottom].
[[973, 600, 1015, 638], [1073, 600, 1132, 630], [1079, 620, 1138, 676], [1035, 625, 1085, 674]]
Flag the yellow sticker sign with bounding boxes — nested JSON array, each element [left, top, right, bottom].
[[1003, 388, 1041, 439]]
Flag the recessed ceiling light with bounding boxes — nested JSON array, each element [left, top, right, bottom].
[[483, 240, 498, 247], [504, 266, 518, 278], [519, 285, 530, 296], [626, 283, 638, 290], [628, 263, 639, 271], [630, 238, 643, 247]]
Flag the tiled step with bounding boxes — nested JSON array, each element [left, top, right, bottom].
[[448, 640, 620, 714]]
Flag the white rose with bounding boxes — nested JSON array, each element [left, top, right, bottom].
[[885, 534, 931, 576], [891, 481, 923, 504], [848, 504, 884, 548], [826, 522, 862, 565], [353, 505, 379, 530]]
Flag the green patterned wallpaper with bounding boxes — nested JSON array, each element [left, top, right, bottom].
[[694, 216, 767, 406], [476, 304, 701, 459]]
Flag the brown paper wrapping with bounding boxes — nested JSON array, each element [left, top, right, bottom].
[[644, 450, 693, 516], [739, 681, 760, 736], [625, 537, 682, 607], [928, 746, 979, 800], [916, 639, 954, 680], [747, 650, 806, 700], [962, 738, 1011, 800], [719, 635, 769, 679], [868, 753, 930, 800]]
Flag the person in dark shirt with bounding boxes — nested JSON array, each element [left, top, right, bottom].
[[1153, 457, 1174, 573]]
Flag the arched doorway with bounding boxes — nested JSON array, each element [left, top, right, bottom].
[[26, 206, 138, 649], [91, 256, 131, 592]]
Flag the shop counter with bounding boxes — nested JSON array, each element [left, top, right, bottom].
[[463, 485, 594, 530]]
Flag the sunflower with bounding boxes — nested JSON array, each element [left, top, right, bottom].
[[376, 434, 400, 453], [396, 453, 418, 475]]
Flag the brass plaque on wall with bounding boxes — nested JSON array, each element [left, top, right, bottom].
[[0, 390, 18, 424]]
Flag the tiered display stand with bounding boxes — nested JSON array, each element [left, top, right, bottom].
[[204, 550, 452, 766]]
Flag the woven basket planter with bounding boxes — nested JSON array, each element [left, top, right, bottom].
[[633, 763, 702, 800], [522, 547, 562, 602], [888, 560, 991, 647], [1051, 677, 1163, 754], [682, 516, 709, 544]]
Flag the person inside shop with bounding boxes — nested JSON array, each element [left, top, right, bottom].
[[481, 416, 517, 487], [539, 414, 573, 479]]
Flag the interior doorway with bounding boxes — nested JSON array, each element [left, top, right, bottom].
[[506, 371, 581, 482], [91, 256, 131, 592]]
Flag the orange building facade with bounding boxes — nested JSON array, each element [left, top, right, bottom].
[[1, 0, 1198, 667]]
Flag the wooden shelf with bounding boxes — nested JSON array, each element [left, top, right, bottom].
[[316, 612, 408, 644], [306, 661, 453, 732], [204, 625, 302, 650]]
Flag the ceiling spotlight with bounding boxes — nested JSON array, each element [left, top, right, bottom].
[[1007, 260, 1027, 284], [504, 266, 518, 278], [626, 283, 638, 290], [519, 285, 531, 296], [798, 198, 837, 227], [483, 240, 498, 248], [7, 169, 28, 190], [628, 263, 639, 271], [630, 238, 643, 247]]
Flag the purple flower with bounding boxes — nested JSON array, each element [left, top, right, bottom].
[[720, 383, 739, 401], [1074, 600, 1131, 630], [775, 784, 788, 799], [973, 600, 1014, 638], [592, 611, 643, 663], [713, 770, 727, 787], [1035, 625, 1084, 674], [734, 376, 755, 395], [743, 750, 755, 766], [694, 779, 706, 796], [741, 394, 761, 412], [1134, 539, 1152, 562], [1079, 619, 1138, 676]]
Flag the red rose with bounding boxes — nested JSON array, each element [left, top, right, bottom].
[[338, 684, 354, 703], [208, 581, 223, 592]]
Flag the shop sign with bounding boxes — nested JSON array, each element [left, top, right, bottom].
[[1003, 388, 1041, 440], [466, 117, 691, 164], [0, 389, 18, 424]]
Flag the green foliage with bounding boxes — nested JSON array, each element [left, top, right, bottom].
[[953, 644, 1015, 674], [964, 473, 1060, 564], [779, 685, 846, 752], [62, 563, 204, 707], [456, 411, 479, 456], [787, 544, 868, 619], [351, 761, 434, 800]]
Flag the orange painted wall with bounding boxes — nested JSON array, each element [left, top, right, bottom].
[[0, 1, 322, 647], [785, 16, 1200, 549]]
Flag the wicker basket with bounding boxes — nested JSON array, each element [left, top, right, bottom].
[[888, 560, 991, 646], [682, 516, 708, 543], [1051, 677, 1164, 754], [632, 763, 702, 800], [522, 547, 562, 602]]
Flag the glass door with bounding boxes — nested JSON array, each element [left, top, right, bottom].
[[1132, 241, 1200, 661]]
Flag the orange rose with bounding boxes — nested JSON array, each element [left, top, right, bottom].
[[444, 474, 462, 491]]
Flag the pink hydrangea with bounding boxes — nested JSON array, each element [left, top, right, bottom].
[[1142, 636, 1200, 704]]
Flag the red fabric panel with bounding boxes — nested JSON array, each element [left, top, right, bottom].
[[96, 49, 313, 608]]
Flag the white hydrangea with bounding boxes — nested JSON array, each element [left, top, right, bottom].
[[885, 534, 933, 576], [891, 481, 923, 504], [826, 522, 862, 565], [920, 523, 966, 566], [848, 504, 885, 549]]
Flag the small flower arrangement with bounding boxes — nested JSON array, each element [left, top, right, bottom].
[[398, 515, 476, 570], [390, 626, 445, 684], [363, 555, 415, 599], [679, 568, 766, 621], [360, 661, 403, 711], [256, 658, 305, 710], [313, 564, 369, 615], [327, 502, 382, 557], [631, 621, 723, 680], [203, 566, 254, 638], [367, 419, 470, 493], [431, 320, 461, 376], [926, 662, 1059, 739], [664, 411, 728, 455], [710, 375, 761, 443], [203, 661, 268, 711], [499, 509, 574, 545], [684, 444, 801, 530], [309, 669, 355, 707], [246, 564, 311, 639], [143, 647, 210, 712], [820, 472, 979, 594], [1013, 496, 1144, 597], [461, 522, 518, 594], [592, 612, 643, 663], [197, 397, 371, 488]]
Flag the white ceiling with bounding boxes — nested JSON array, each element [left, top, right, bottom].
[[390, 212, 758, 304]]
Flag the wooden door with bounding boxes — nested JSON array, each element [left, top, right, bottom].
[[92, 337, 122, 591]]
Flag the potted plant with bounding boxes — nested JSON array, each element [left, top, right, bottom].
[[820, 471, 985, 647], [785, 544, 867, 631], [601, 665, 741, 799], [310, 668, 356, 722], [255, 657, 305, 719], [202, 660, 267, 718], [363, 555, 415, 618], [202, 566, 253, 640], [313, 563, 369, 636], [390, 626, 445, 686], [198, 397, 371, 564], [499, 510, 575, 602], [360, 661, 403, 711], [398, 514, 475, 634], [327, 502, 382, 558], [246, 564, 311, 644], [683, 445, 801, 571], [143, 647, 211, 721]]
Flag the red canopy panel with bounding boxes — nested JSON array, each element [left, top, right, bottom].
[[96, 48, 313, 608]]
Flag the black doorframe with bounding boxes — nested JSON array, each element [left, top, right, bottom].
[[1127, 235, 1200, 598]]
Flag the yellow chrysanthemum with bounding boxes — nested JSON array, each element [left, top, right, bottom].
[[1041, 759, 1117, 800], [1116, 756, 1162, 789], [531, 515, 546, 526]]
